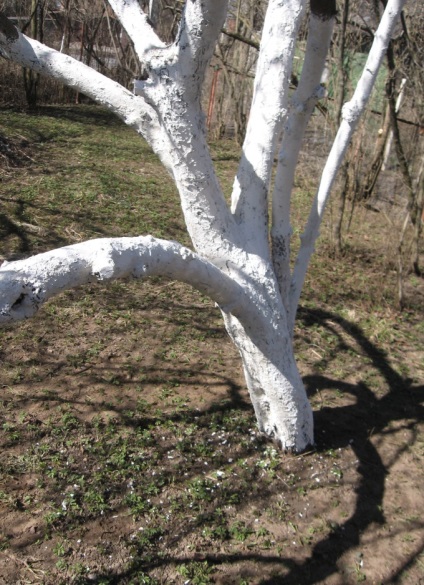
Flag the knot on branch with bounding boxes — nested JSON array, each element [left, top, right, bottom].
[[91, 247, 115, 281], [342, 100, 360, 124]]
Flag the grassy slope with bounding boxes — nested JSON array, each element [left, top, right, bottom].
[[0, 106, 423, 585]]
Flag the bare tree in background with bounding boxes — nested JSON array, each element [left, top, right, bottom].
[[212, 0, 265, 144], [382, 2, 424, 304]]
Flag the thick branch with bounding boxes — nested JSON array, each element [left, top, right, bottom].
[[288, 0, 406, 333], [231, 0, 307, 259], [133, 1, 240, 264], [107, 0, 165, 60], [0, 237, 249, 326], [134, 75, 240, 263], [175, 0, 228, 100], [271, 10, 334, 308]]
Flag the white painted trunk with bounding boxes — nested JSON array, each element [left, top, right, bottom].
[[224, 314, 313, 451], [289, 0, 407, 331], [272, 12, 334, 312], [0, 238, 313, 451], [0, 0, 406, 451]]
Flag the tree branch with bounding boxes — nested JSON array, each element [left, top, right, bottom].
[[0, 13, 238, 269], [174, 0, 229, 100], [288, 0, 407, 334], [221, 28, 259, 51], [0, 15, 137, 122], [231, 0, 307, 259], [0, 237, 250, 327], [271, 8, 335, 309], [0, 14, 176, 173], [107, 0, 165, 61], [133, 1, 241, 264]]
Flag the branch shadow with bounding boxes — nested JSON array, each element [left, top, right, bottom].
[[257, 307, 424, 584], [21, 303, 420, 584], [0, 211, 31, 255], [121, 306, 421, 585], [1, 291, 423, 583]]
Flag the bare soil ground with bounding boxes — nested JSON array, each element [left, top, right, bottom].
[[0, 106, 423, 585]]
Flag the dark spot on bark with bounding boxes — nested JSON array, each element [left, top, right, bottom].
[[272, 235, 288, 259], [310, 0, 337, 20], [11, 293, 26, 310], [0, 13, 19, 41]]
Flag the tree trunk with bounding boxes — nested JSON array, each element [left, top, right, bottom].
[[224, 313, 313, 451], [23, 0, 43, 108], [410, 145, 423, 276], [332, 0, 349, 252], [0, 0, 406, 453], [333, 160, 349, 253]]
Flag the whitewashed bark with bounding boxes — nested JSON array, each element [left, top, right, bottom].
[[173, 0, 229, 102], [223, 310, 313, 451], [0, 0, 406, 451], [128, 1, 239, 262], [231, 0, 306, 259], [0, 237, 248, 324], [107, 0, 165, 59], [272, 11, 335, 310], [289, 0, 407, 333]]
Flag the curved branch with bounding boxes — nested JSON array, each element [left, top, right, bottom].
[[0, 15, 175, 173], [0, 236, 249, 327], [107, 0, 165, 61]]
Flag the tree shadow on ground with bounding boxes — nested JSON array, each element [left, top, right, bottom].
[[106, 306, 423, 585], [0, 211, 32, 255], [257, 307, 423, 584], [263, 306, 424, 584], [31, 105, 126, 128], [2, 104, 124, 129], [1, 301, 423, 584]]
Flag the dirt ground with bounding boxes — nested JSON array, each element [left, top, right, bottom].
[[1, 286, 423, 585], [0, 107, 423, 584]]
